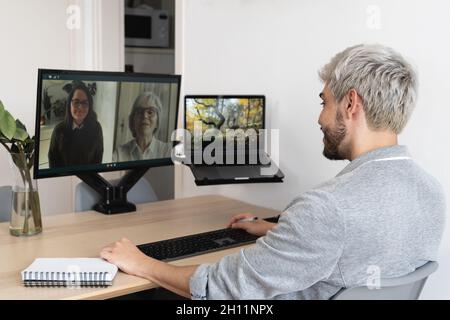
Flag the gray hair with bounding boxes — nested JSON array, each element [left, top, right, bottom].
[[319, 44, 417, 134], [129, 91, 163, 137]]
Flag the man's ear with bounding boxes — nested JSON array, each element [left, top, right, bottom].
[[344, 89, 362, 120]]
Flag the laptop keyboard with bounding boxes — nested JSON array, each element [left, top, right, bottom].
[[137, 216, 279, 261]]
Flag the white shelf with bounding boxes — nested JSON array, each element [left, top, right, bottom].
[[125, 47, 174, 55], [125, 46, 175, 73]]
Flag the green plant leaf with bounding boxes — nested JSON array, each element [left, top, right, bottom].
[[24, 136, 35, 154], [0, 100, 5, 119], [16, 119, 27, 132], [13, 127, 28, 141], [13, 119, 29, 141], [0, 131, 7, 141], [0, 109, 16, 140]]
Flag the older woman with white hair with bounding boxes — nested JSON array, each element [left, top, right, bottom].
[[113, 92, 171, 162]]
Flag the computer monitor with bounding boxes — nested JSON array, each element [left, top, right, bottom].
[[184, 95, 265, 164], [34, 69, 181, 214]]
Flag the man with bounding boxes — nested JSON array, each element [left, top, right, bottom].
[[100, 44, 446, 299]]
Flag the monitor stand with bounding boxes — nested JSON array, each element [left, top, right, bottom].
[[77, 167, 148, 215]]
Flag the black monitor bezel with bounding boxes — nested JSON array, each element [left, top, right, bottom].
[[183, 94, 266, 134], [34, 68, 181, 179]]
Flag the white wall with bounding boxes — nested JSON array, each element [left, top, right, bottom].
[[0, 0, 124, 215], [176, 0, 450, 299], [0, 0, 74, 216]]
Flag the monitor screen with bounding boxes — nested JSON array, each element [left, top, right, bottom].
[[184, 95, 265, 149], [34, 69, 181, 179]]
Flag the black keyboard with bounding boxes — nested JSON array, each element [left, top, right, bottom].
[[137, 216, 279, 261]]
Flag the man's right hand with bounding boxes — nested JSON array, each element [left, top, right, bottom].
[[227, 213, 276, 237]]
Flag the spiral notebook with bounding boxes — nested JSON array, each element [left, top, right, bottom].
[[21, 258, 118, 287]]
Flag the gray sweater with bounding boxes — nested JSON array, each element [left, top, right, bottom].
[[189, 145, 446, 299]]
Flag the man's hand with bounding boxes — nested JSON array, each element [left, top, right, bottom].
[[100, 238, 152, 278], [100, 238, 198, 298], [228, 213, 276, 237]]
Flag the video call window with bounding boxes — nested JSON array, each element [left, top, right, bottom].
[[35, 70, 180, 178]]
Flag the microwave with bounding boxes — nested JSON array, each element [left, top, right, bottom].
[[125, 7, 169, 48]]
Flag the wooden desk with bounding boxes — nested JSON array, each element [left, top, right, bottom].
[[0, 195, 279, 300]]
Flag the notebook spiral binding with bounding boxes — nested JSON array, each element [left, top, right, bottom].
[[22, 271, 112, 288]]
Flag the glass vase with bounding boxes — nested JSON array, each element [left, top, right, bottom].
[[9, 152, 42, 236]]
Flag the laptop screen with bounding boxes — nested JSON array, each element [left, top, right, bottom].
[[184, 95, 265, 151]]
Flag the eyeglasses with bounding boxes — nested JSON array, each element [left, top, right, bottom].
[[136, 107, 157, 117], [71, 99, 90, 109]]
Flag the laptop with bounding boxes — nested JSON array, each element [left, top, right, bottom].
[[181, 95, 284, 185]]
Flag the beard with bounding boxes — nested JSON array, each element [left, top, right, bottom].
[[322, 110, 347, 160]]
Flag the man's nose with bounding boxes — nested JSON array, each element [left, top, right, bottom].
[[318, 110, 325, 127]]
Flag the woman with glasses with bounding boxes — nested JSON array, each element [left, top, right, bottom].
[[48, 82, 104, 168], [113, 92, 171, 162]]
